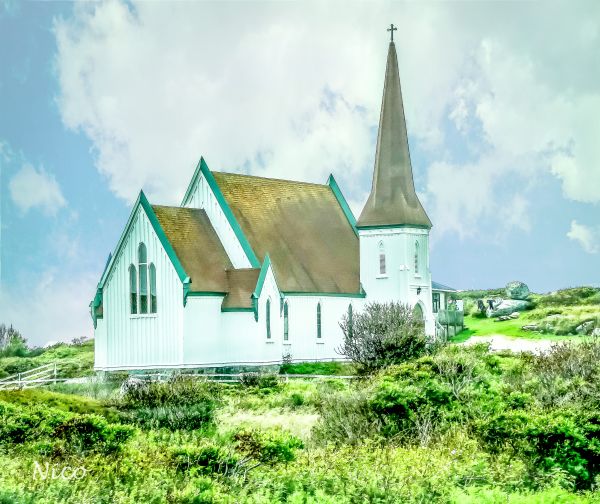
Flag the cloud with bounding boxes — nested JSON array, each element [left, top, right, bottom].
[[53, 2, 476, 206], [9, 164, 66, 215], [0, 269, 95, 346], [567, 220, 599, 254], [53, 1, 600, 243]]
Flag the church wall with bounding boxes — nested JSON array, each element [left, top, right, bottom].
[[279, 296, 361, 362], [96, 207, 184, 370], [359, 227, 435, 335], [94, 318, 107, 369], [182, 171, 251, 269]]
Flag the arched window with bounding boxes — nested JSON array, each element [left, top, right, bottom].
[[266, 299, 271, 339], [379, 241, 386, 275], [347, 304, 353, 338], [149, 263, 157, 313], [317, 302, 322, 339], [129, 264, 137, 314], [283, 302, 289, 341], [414, 241, 420, 274], [413, 303, 424, 322], [138, 243, 148, 314]]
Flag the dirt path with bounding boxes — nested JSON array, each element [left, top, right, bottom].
[[460, 334, 555, 354]]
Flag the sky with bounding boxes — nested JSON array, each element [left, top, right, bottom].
[[0, 0, 599, 346]]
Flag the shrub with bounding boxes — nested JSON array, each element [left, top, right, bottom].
[[129, 403, 216, 431], [238, 372, 280, 390], [474, 409, 600, 489], [313, 388, 384, 445], [121, 375, 219, 409], [170, 443, 240, 475], [234, 428, 303, 464], [338, 302, 429, 374], [54, 414, 135, 454]]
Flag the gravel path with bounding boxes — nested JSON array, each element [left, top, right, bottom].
[[461, 334, 555, 354]]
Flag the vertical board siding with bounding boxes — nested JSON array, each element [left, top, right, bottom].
[[99, 207, 183, 370], [183, 172, 250, 268], [359, 227, 435, 335]]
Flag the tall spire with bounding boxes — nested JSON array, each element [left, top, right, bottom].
[[357, 39, 432, 229]]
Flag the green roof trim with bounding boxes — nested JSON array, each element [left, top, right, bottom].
[[221, 307, 254, 313], [327, 174, 358, 237], [94, 191, 191, 310], [356, 223, 431, 231], [140, 191, 188, 284], [181, 157, 260, 268], [187, 291, 228, 297], [252, 253, 271, 300], [283, 289, 366, 298]]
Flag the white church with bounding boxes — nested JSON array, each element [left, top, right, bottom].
[[91, 37, 456, 371]]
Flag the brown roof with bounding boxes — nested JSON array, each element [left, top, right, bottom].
[[153, 206, 232, 293], [357, 42, 432, 229], [222, 269, 260, 309], [213, 172, 360, 293]]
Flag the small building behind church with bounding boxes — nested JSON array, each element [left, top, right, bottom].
[[91, 38, 455, 371]]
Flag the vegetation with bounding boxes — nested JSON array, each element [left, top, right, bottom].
[[1, 295, 600, 502], [454, 287, 600, 340], [339, 301, 429, 373]]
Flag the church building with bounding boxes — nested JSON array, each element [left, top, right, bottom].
[[91, 36, 453, 371]]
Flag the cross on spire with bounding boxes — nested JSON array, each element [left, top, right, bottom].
[[387, 23, 397, 42]]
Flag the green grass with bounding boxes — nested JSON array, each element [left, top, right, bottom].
[[279, 361, 355, 375]]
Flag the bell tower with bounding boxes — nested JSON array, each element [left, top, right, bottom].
[[358, 27, 434, 335]]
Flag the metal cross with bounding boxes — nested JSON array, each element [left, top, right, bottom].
[[387, 23, 397, 42]]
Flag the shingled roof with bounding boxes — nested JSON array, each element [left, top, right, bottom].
[[212, 172, 361, 294], [153, 206, 232, 293]]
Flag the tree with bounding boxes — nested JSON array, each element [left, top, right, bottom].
[[338, 302, 428, 374], [0, 324, 28, 357]]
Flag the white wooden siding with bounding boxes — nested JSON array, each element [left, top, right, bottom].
[[183, 172, 251, 268], [96, 207, 184, 370]]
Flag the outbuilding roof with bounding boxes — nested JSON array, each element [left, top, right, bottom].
[[212, 171, 361, 294]]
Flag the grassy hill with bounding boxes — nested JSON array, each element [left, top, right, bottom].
[[454, 286, 600, 340]]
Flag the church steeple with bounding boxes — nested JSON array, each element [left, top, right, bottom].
[[357, 37, 432, 229]]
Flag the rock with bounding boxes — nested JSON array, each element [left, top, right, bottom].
[[487, 299, 531, 318], [522, 324, 540, 331], [505, 281, 530, 300], [592, 328, 600, 337], [510, 312, 520, 319], [576, 321, 595, 335], [495, 315, 512, 322], [119, 376, 146, 398]]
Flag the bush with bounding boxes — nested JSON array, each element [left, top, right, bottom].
[[120, 376, 219, 431], [53, 414, 135, 454], [129, 403, 216, 431], [121, 375, 219, 409], [338, 302, 429, 374], [170, 443, 240, 475], [238, 372, 280, 390], [234, 428, 303, 464], [474, 409, 600, 489]]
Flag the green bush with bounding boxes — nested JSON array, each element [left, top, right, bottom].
[[129, 403, 216, 431], [53, 414, 134, 454], [121, 375, 219, 409], [170, 443, 239, 475], [338, 302, 429, 374], [234, 428, 303, 464], [474, 409, 600, 489], [238, 372, 280, 389]]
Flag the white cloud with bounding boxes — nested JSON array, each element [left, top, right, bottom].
[[0, 269, 96, 346], [567, 220, 599, 254], [53, 1, 600, 242], [9, 164, 66, 215], [53, 2, 473, 205]]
